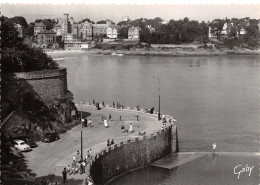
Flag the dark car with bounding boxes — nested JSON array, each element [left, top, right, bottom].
[[2, 143, 24, 159], [3, 172, 38, 185], [9, 146, 24, 158], [42, 132, 60, 143], [24, 138, 38, 148]]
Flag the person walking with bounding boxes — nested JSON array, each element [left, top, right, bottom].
[[62, 168, 67, 184], [107, 139, 110, 147], [102, 101, 105, 107], [113, 102, 115, 108], [109, 114, 112, 121]]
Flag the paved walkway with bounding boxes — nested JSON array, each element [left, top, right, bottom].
[[23, 104, 162, 183]]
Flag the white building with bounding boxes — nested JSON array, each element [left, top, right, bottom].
[[123, 16, 130, 21], [128, 26, 140, 39], [107, 26, 118, 39]]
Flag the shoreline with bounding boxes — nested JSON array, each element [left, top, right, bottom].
[[47, 48, 260, 58]]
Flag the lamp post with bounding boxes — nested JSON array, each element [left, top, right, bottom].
[[80, 102, 83, 160], [158, 78, 161, 121], [153, 76, 161, 121]]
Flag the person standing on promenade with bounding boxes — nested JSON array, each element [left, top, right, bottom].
[[129, 123, 134, 133], [212, 143, 216, 155], [104, 119, 109, 128], [121, 124, 125, 132], [102, 101, 105, 107], [113, 102, 115, 108], [110, 139, 115, 145], [62, 168, 67, 184], [107, 139, 110, 147], [88, 119, 92, 127], [109, 114, 112, 121], [66, 165, 71, 175], [93, 99, 95, 105], [82, 160, 86, 173], [84, 117, 88, 127]]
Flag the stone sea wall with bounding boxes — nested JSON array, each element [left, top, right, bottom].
[[3, 68, 68, 105], [79, 102, 178, 185]]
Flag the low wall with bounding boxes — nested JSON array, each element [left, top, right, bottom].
[[79, 102, 178, 185]]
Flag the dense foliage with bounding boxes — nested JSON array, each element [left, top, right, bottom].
[[117, 17, 259, 45], [1, 16, 59, 73]]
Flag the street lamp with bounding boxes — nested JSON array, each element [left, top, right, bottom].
[[153, 77, 161, 121], [158, 78, 161, 121], [80, 102, 83, 160]]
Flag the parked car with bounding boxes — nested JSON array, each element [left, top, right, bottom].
[[2, 143, 24, 159], [9, 146, 24, 158], [11, 140, 31, 152], [3, 172, 38, 185], [16, 137, 38, 148], [42, 132, 60, 143]]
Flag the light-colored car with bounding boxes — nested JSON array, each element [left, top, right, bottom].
[[11, 140, 31, 152]]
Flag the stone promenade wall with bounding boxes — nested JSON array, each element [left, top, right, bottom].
[[3, 68, 68, 104], [80, 102, 178, 185], [2, 68, 72, 123]]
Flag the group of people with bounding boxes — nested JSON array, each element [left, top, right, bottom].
[[64, 149, 92, 179], [113, 102, 124, 109], [161, 115, 177, 130], [121, 123, 134, 133], [83, 117, 92, 127], [107, 139, 115, 147]]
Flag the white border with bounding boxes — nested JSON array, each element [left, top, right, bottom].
[[1, 0, 260, 4]]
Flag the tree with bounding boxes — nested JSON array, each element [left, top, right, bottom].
[[24, 22, 34, 36], [78, 18, 94, 24], [118, 27, 129, 39], [245, 24, 259, 38], [10, 16, 28, 28], [140, 27, 151, 43], [210, 19, 225, 40], [228, 26, 237, 38], [1, 16, 59, 73], [96, 20, 106, 24]]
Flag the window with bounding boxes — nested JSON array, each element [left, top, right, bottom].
[[20, 142, 25, 145]]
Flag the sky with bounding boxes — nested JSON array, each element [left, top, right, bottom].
[[1, 2, 260, 24]]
